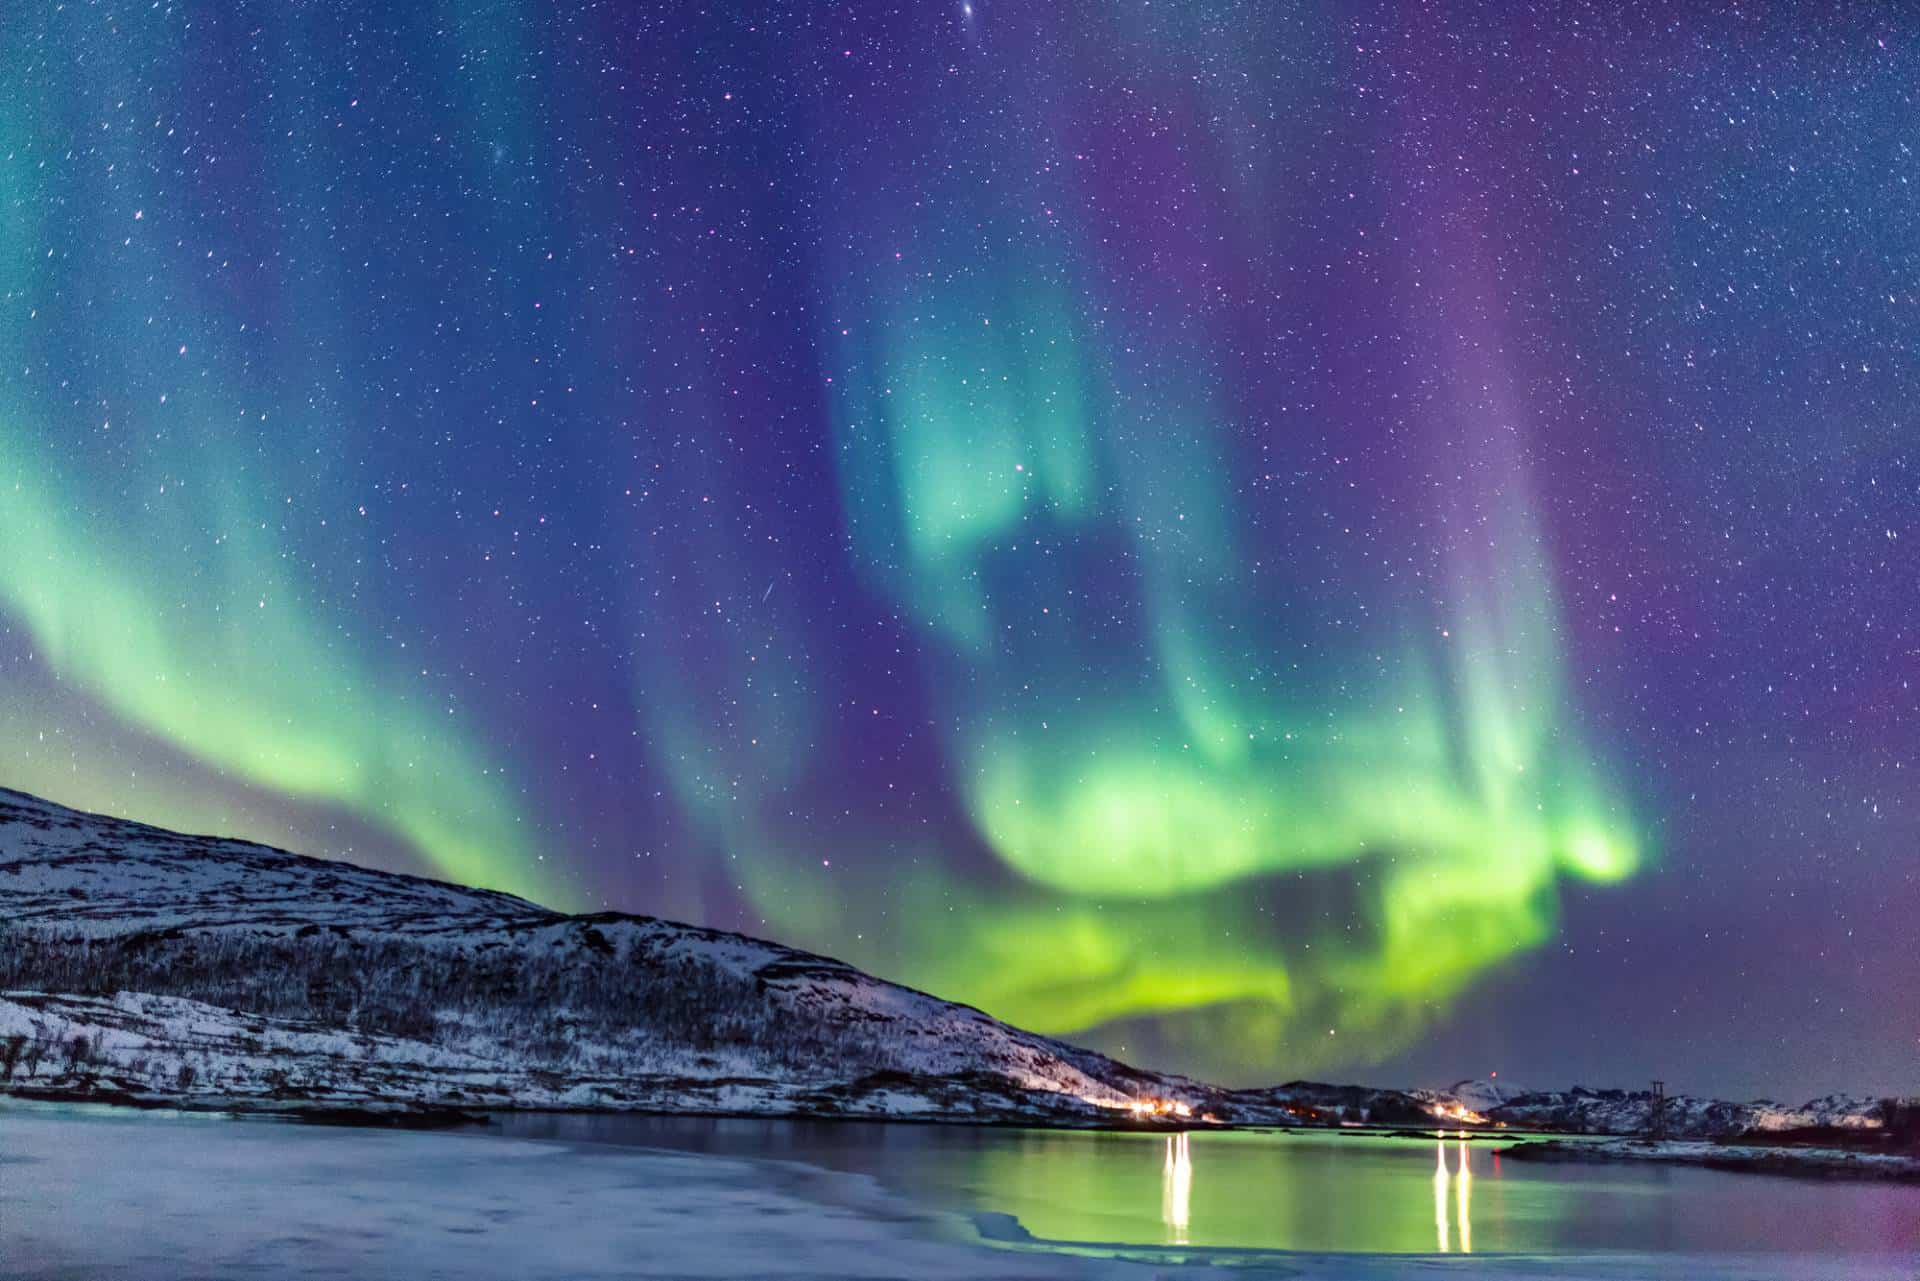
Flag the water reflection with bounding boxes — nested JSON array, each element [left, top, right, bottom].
[[1433, 1136, 1474, 1252], [1457, 1138, 1473, 1253], [487, 1113, 1920, 1256], [1162, 1132, 1192, 1244]]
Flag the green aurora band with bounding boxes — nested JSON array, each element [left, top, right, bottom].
[[0, 20, 556, 906], [812, 448, 1632, 1066], [802, 298, 1641, 1070], [0, 431, 555, 906], [742, 130, 1646, 1075]]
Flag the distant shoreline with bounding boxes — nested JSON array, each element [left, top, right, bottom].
[[1500, 1135, 1920, 1183], [0, 1087, 1220, 1133], [0, 1086, 1586, 1143]]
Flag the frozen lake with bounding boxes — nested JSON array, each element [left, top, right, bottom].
[[7, 1103, 1918, 1279]]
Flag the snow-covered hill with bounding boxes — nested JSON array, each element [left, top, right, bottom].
[[0, 785, 1893, 1136], [1400, 1077, 1883, 1138], [0, 787, 1223, 1122]]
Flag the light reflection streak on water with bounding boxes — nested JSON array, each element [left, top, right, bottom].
[[1457, 1138, 1472, 1254], [1433, 1135, 1474, 1253], [1162, 1132, 1192, 1245]]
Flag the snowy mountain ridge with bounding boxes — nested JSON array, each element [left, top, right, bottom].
[[1413, 1078, 1884, 1138], [0, 787, 1221, 1122]]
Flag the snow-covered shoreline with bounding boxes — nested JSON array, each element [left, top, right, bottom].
[[6, 1104, 1916, 1281], [1501, 1135, 1920, 1183]]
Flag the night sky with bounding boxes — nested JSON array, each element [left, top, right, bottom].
[[2, 2, 1914, 1100]]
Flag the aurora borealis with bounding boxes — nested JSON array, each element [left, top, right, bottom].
[[2, 2, 1915, 1097]]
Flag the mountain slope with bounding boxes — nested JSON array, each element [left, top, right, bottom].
[[0, 787, 1219, 1122]]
